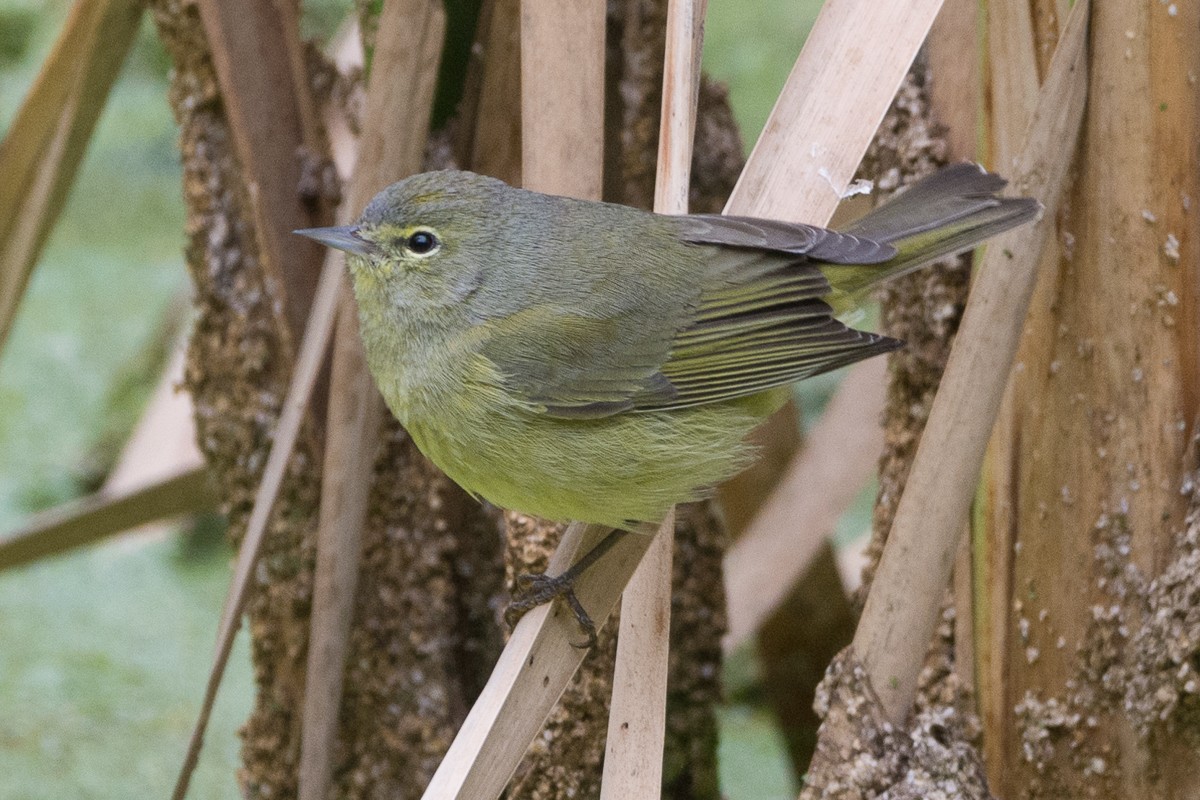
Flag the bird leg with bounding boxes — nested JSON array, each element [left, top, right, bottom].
[[504, 528, 629, 649]]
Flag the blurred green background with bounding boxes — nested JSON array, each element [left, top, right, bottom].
[[0, 1, 860, 797]]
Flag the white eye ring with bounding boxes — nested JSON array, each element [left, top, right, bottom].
[[406, 229, 440, 256]]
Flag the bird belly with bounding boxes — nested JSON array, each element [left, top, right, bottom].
[[402, 388, 782, 528]]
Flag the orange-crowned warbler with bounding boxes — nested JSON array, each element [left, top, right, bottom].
[[298, 163, 1037, 639]]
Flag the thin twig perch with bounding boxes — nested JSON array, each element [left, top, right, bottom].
[[600, 0, 708, 793], [421, 522, 648, 799]]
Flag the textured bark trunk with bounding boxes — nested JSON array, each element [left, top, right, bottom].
[[978, 1, 1200, 796]]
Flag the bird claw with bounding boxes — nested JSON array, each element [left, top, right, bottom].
[[505, 571, 598, 649]]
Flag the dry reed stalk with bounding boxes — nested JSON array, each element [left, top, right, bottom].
[[986, 0, 1040, 169], [422, 522, 651, 800], [720, 0, 954, 653], [716, 0, 945, 627], [973, 0, 1053, 786], [0, 466, 213, 572], [600, 1, 707, 794], [720, 0, 948, 537], [171, 248, 344, 800], [418, 3, 613, 798], [460, 0, 522, 185], [975, 8, 1057, 727], [851, 0, 1090, 724], [600, 513, 674, 798], [102, 343, 203, 496], [502, 5, 743, 795], [270, 0, 326, 153], [194, 0, 331, 350], [924, 0, 982, 692], [0, 339, 208, 568], [724, 0, 946, 223], [926, 0, 981, 162], [519, 0, 606, 198], [0, 0, 144, 352], [297, 2, 446, 798], [651, 0, 707, 212], [297, 292, 384, 800]]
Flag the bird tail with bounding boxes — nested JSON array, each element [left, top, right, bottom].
[[822, 163, 1041, 310]]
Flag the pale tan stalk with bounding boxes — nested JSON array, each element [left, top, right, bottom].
[[518, 0, 606, 199], [297, 3, 446, 799], [0, 467, 213, 572], [926, 0, 982, 690], [420, 2, 609, 798], [600, 0, 707, 795], [851, 0, 1091, 724], [724, 0, 947, 223]]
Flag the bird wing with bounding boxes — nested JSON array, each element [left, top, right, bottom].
[[627, 243, 902, 411], [473, 303, 681, 418], [475, 214, 902, 419]]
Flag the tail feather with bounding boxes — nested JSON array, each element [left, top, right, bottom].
[[823, 163, 1041, 307]]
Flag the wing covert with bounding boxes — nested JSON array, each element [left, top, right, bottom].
[[677, 214, 897, 264]]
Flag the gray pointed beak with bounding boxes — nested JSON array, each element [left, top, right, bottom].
[[294, 225, 379, 257]]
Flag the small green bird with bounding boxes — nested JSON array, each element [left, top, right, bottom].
[[299, 163, 1037, 530]]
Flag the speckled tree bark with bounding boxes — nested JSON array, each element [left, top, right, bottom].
[[152, 2, 505, 797], [976, 2, 1200, 797]]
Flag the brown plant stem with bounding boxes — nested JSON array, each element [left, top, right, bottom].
[[194, 0, 332, 352], [0, 466, 214, 572], [297, 2, 446, 798]]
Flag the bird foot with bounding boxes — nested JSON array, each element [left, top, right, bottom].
[[505, 571, 597, 649]]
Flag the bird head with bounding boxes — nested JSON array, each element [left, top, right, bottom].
[[296, 170, 510, 311]]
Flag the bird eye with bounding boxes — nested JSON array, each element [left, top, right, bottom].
[[406, 230, 439, 255]]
